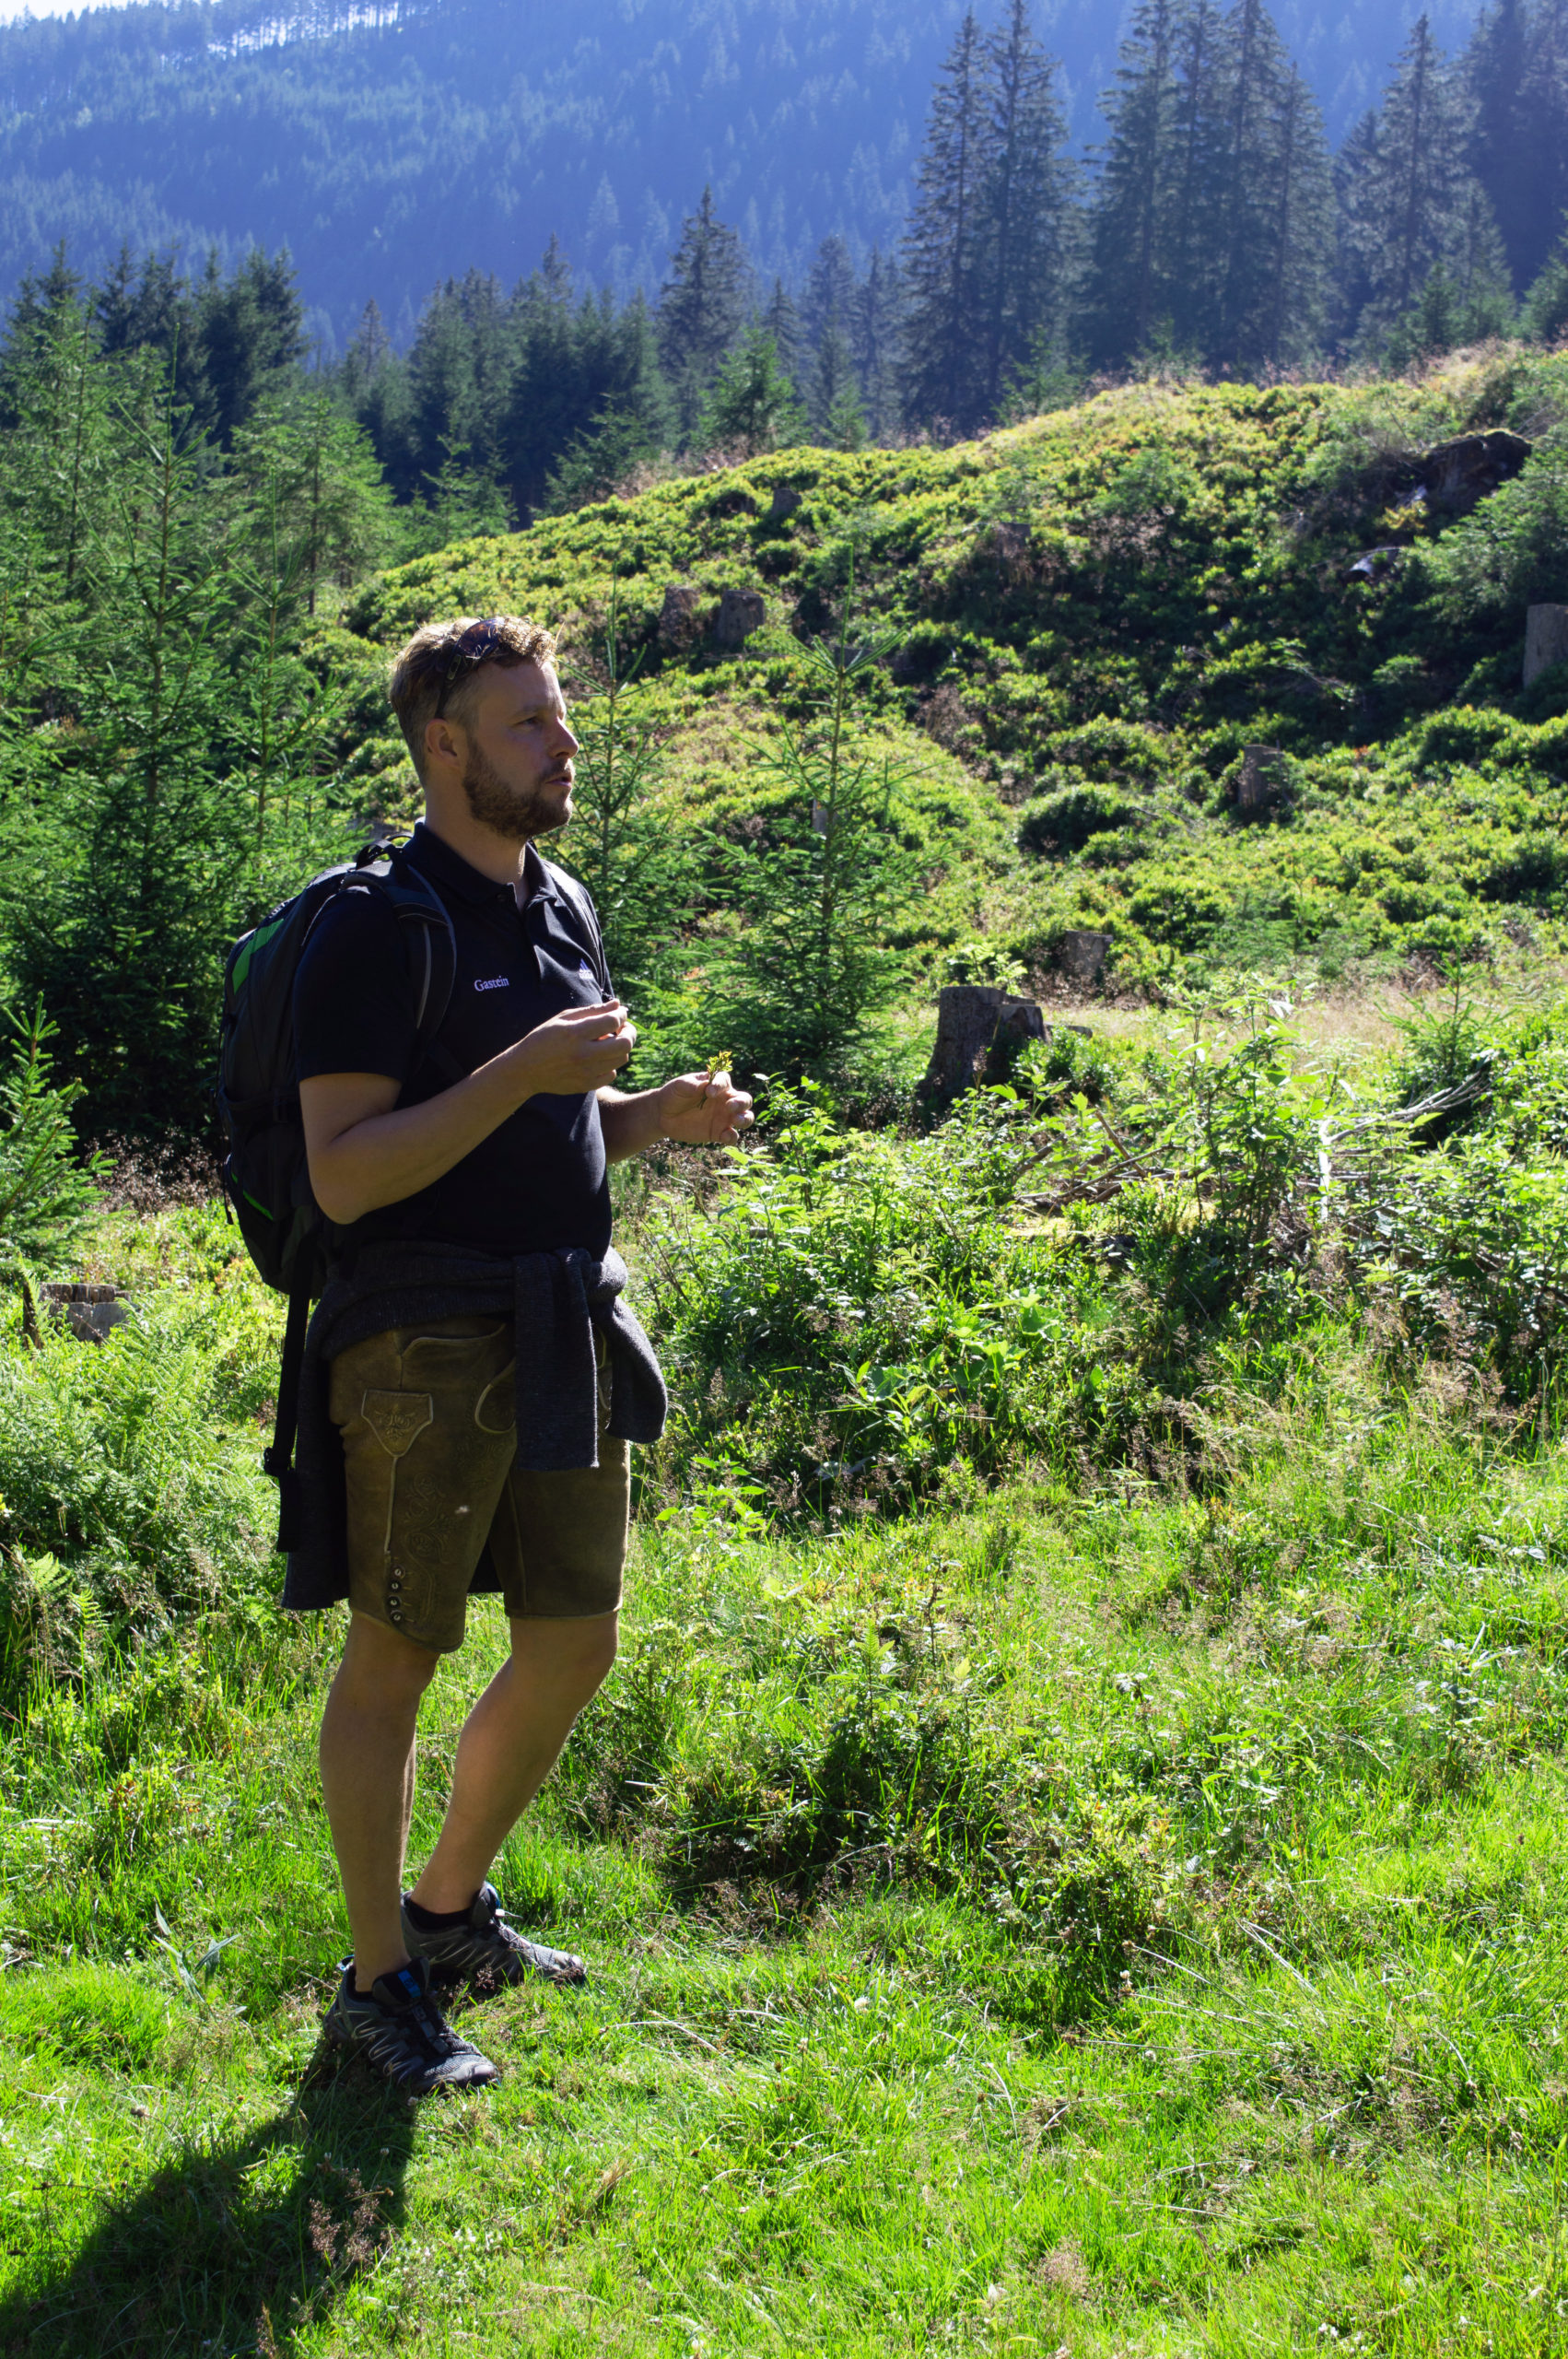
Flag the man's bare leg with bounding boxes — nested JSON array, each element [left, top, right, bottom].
[[318, 1613, 440, 1990], [409, 1612, 618, 1916]]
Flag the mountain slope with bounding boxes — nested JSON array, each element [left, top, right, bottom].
[[327, 354, 1568, 1023], [0, 0, 1483, 344]]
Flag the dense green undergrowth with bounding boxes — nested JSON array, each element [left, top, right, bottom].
[[4, 994, 1568, 2346], [327, 349, 1568, 1066]]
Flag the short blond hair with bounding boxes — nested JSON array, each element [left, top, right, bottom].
[[388, 614, 557, 780]]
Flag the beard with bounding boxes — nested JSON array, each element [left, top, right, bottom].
[[460, 742, 571, 840]]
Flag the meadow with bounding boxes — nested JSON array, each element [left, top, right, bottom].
[[3, 980, 1568, 2354]]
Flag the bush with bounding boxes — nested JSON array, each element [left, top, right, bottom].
[[0, 1281, 278, 1661], [1018, 783, 1141, 854]]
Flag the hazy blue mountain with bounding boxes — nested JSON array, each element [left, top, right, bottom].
[[0, 0, 1483, 350]]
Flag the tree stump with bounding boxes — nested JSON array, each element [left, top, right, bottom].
[[41, 1281, 129, 1343], [658, 584, 702, 654], [1235, 745, 1287, 813], [768, 483, 803, 522], [923, 986, 1005, 1103], [1056, 930, 1111, 986], [984, 995, 1049, 1084], [713, 586, 766, 651], [1525, 605, 1568, 688]]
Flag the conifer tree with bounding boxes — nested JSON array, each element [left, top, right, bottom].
[[1081, 0, 1183, 368], [1213, 0, 1332, 370], [899, 10, 989, 432], [802, 235, 862, 438], [979, 0, 1073, 410], [1164, 0, 1233, 354], [760, 277, 803, 382], [851, 251, 903, 440], [657, 187, 750, 438], [1518, 0, 1568, 285], [1522, 214, 1568, 338], [1256, 61, 1335, 367], [1467, 0, 1534, 286], [1340, 17, 1479, 346]]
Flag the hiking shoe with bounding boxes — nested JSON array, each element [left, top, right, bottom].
[[323, 1955, 499, 2092], [402, 1881, 587, 1991]]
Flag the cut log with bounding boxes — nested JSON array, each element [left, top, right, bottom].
[[1235, 745, 1288, 812], [1055, 930, 1111, 986], [41, 1280, 129, 1343], [1525, 604, 1568, 688], [984, 994, 1049, 1083], [713, 586, 766, 651], [923, 985, 1005, 1102], [658, 584, 702, 653]]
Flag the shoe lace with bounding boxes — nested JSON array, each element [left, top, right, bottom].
[[405, 1991, 467, 2058]]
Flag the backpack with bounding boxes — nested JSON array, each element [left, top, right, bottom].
[[216, 839, 457, 1550]]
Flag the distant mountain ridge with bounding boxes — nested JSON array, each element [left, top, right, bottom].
[[0, 0, 1484, 349]]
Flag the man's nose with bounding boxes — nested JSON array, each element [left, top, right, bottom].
[[551, 716, 579, 757]]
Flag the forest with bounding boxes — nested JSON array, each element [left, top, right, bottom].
[[0, 0, 1489, 336]]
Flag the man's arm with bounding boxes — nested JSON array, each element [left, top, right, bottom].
[[301, 999, 636, 1226], [598, 1073, 755, 1163]]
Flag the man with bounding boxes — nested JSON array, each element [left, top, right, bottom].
[[289, 614, 752, 2092]]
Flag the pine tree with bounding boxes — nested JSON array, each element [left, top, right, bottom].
[[1081, 0, 1183, 368], [1340, 17, 1479, 346], [851, 251, 903, 439], [1467, 0, 1534, 287], [899, 10, 990, 432], [1214, 0, 1333, 370], [760, 277, 803, 382], [1164, 0, 1233, 355], [979, 0, 1073, 410], [696, 327, 805, 456], [1522, 214, 1568, 338], [657, 188, 750, 439], [1256, 61, 1336, 367], [1518, 0, 1568, 286]]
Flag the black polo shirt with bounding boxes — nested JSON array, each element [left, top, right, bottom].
[[293, 821, 614, 1259]]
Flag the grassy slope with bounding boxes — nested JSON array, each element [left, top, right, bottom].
[[325, 354, 1568, 999], [2, 1216, 1568, 2353]]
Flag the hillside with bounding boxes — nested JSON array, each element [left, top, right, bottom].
[[0, 0, 1483, 339], [328, 353, 1568, 1039]]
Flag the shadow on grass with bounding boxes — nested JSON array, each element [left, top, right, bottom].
[[0, 2044, 423, 2358]]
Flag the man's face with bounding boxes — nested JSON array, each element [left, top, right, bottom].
[[451, 658, 579, 841]]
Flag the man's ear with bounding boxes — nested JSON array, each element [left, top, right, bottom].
[[423, 715, 463, 775]]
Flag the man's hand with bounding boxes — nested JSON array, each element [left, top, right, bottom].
[[512, 1000, 637, 1096], [658, 1071, 755, 1145]]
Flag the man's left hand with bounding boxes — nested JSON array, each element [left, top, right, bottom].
[[659, 1073, 755, 1145]]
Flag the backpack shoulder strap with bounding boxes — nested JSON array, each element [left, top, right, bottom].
[[542, 859, 612, 993]]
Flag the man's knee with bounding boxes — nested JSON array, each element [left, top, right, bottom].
[[513, 1610, 619, 1699], [333, 1611, 443, 1712]]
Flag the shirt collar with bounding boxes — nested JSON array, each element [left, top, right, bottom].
[[406, 821, 560, 909]]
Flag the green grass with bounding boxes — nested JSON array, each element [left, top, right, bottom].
[[3, 1346, 1568, 2354]]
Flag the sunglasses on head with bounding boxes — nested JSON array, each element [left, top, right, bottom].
[[430, 616, 508, 719]]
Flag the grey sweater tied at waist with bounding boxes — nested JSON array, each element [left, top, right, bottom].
[[281, 1239, 667, 1614]]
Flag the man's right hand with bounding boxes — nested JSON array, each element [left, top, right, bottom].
[[509, 1000, 637, 1096], [302, 1000, 638, 1226]]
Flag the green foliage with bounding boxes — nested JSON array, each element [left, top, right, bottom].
[[0, 1211, 278, 1661], [704, 583, 923, 1079], [1421, 419, 1568, 617], [0, 1002, 105, 1289], [696, 328, 806, 458]]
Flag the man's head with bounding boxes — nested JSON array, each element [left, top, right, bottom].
[[388, 615, 579, 844]]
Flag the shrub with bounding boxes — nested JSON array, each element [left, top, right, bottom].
[[1018, 784, 1141, 855]]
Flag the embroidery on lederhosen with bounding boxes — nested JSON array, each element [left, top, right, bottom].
[[359, 1390, 434, 1627]]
